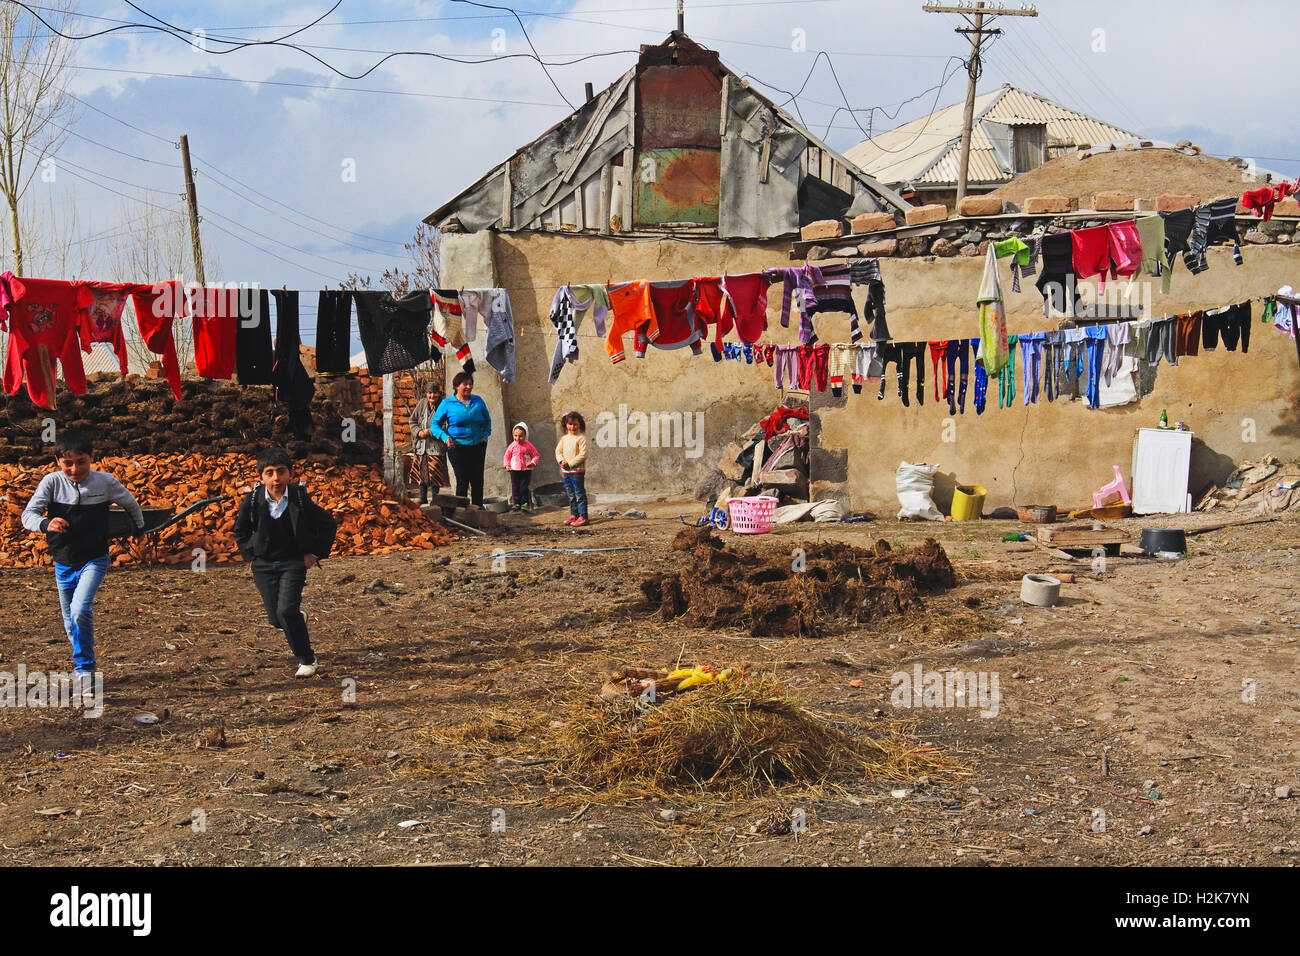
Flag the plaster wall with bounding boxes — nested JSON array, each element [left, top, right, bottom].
[[814, 246, 1300, 512], [487, 231, 802, 499], [453, 231, 1300, 511]]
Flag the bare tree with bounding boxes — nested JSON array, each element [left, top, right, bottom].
[[0, 0, 78, 276], [343, 222, 440, 295], [343, 222, 443, 393], [106, 190, 209, 372], [25, 190, 96, 278]]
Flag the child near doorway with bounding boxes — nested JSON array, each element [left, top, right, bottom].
[[556, 411, 589, 527], [503, 422, 540, 511]]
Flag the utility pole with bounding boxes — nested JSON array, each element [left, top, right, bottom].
[[677, 0, 684, 33], [923, 3, 1037, 202], [179, 133, 206, 286]]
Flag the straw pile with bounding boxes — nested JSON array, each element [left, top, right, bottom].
[[0, 453, 454, 567], [556, 673, 950, 796]]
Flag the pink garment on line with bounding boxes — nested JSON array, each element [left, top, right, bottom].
[[1107, 220, 1142, 282]]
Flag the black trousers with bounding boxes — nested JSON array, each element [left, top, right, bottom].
[[1202, 302, 1251, 353], [315, 291, 353, 374], [236, 289, 274, 385], [251, 558, 313, 663], [447, 441, 488, 506], [509, 469, 532, 505]]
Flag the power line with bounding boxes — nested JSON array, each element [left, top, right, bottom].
[[731, 49, 967, 147], [69, 64, 570, 108], [49, 83, 409, 250], [195, 171, 398, 256], [448, 0, 574, 109], [7, 0, 634, 85], [923, 3, 1038, 202], [24, 0, 841, 32], [50, 154, 178, 197], [1040, 19, 1144, 134], [999, 29, 1095, 121], [194, 163, 405, 249], [201, 217, 344, 282], [199, 207, 384, 272], [49, 148, 393, 272]]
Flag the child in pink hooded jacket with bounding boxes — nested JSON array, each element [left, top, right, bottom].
[[503, 422, 540, 511]]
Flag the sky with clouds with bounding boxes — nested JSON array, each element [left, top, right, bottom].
[[13, 0, 1299, 294]]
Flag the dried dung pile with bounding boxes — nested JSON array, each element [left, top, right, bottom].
[[640, 527, 956, 637], [0, 453, 453, 568], [0, 376, 381, 465], [557, 673, 950, 796]]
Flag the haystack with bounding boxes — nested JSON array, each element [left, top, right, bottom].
[[557, 673, 950, 796]]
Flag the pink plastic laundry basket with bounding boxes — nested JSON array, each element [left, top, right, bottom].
[[727, 496, 778, 534]]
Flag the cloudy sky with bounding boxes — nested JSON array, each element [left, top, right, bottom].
[[13, 0, 1297, 296]]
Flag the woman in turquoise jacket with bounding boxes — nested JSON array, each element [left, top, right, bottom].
[[430, 372, 493, 506]]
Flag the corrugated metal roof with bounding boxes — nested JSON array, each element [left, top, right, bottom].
[[427, 32, 911, 236], [844, 85, 1136, 187], [81, 342, 152, 377]]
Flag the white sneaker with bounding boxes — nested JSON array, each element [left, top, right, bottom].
[[74, 673, 97, 709], [295, 611, 314, 677]]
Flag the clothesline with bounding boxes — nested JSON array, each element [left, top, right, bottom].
[[734, 296, 1282, 413], [4, 187, 1294, 413]]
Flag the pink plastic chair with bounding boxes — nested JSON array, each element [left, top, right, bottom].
[[1092, 465, 1131, 509]]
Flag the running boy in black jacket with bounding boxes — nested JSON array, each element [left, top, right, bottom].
[[233, 448, 337, 677]]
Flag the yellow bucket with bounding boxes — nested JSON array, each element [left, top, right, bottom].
[[951, 484, 987, 521]]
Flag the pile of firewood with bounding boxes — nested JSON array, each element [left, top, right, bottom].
[[694, 400, 810, 506], [0, 454, 454, 568]]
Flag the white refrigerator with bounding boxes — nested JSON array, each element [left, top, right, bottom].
[[1130, 428, 1193, 514]]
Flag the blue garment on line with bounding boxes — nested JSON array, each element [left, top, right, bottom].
[[1084, 325, 1109, 408]]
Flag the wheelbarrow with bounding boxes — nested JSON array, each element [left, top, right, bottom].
[[107, 495, 232, 562]]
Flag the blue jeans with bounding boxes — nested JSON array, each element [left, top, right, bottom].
[[54, 555, 110, 673], [563, 472, 587, 518]]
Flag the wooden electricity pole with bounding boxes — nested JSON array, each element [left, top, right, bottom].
[[179, 133, 206, 286], [923, 2, 1037, 202]]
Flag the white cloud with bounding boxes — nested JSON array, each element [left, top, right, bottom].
[[16, 0, 1297, 287]]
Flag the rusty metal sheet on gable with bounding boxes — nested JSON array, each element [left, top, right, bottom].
[[637, 66, 722, 150], [633, 147, 720, 226]]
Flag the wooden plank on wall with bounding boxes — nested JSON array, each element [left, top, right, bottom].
[[501, 161, 513, 229], [541, 72, 634, 209], [624, 72, 636, 228], [719, 74, 730, 139], [599, 164, 612, 235], [622, 147, 634, 226]]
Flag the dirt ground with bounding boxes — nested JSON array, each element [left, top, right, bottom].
[[1, 502, 1297, 867]]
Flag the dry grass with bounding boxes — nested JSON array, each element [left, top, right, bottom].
[[552, 673, 955, 797]]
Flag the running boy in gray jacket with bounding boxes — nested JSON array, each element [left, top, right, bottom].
[[21, 429, 146, 679]]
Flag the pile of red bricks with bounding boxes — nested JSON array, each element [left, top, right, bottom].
[[350, 369, 426, 446]]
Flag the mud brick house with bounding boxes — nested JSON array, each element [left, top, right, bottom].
[[426, 34, 1300, 511], [426, 31, 909, 499], [845, 84, 1136, 212]]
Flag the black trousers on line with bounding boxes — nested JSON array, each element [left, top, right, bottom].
[[447, 441, 488, 506], [509, 469, 532, 505], [251, 558, 313, 663]]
